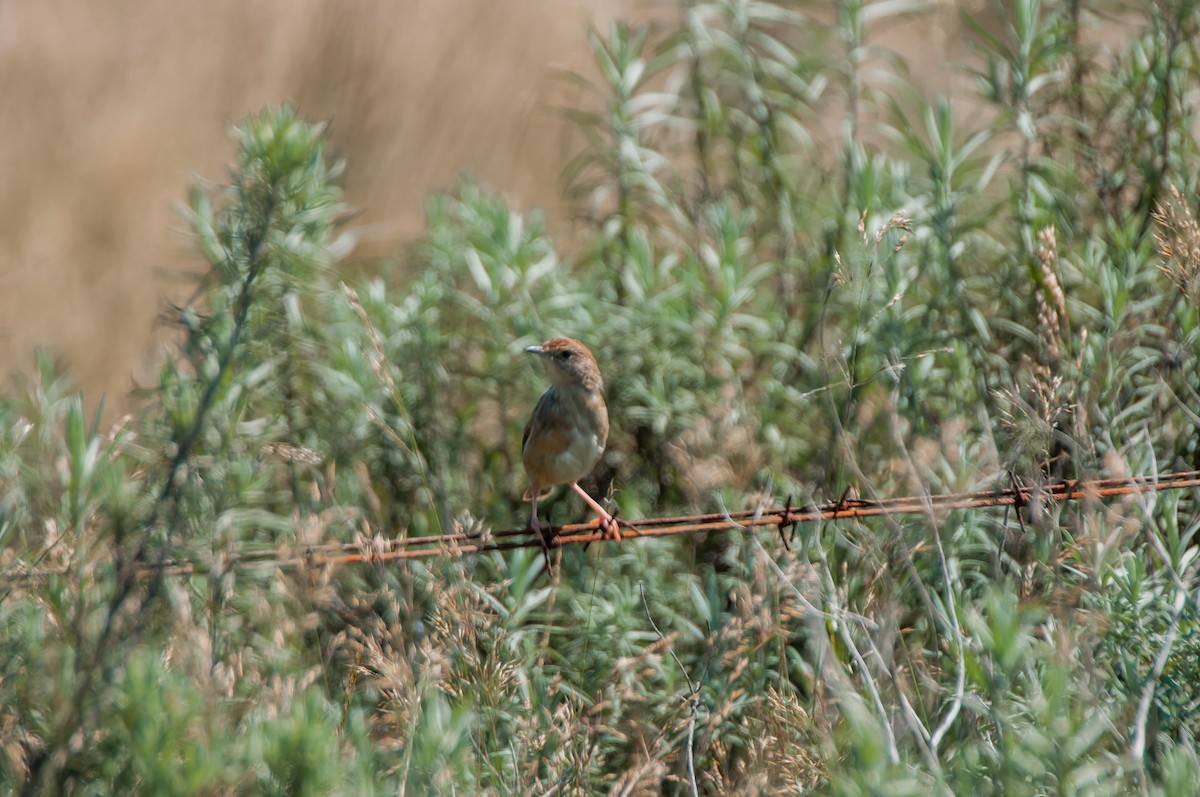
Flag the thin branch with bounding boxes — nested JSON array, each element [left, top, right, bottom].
[[832, 595, 900, 763], [728, 498, 901, 764], [640, 583, 700, 797], [884, 377, 968, 756], [1130, 580, 1186, 764]]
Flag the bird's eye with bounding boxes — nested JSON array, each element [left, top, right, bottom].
[[559, 350, 574, 359]]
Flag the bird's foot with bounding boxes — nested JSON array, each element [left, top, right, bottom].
[[600, 513, 621, 542], [530, 517, 560, 576], [530, 517, 560, 548], [569, 482, 621, 542]]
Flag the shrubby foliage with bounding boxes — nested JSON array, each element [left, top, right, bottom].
[[3, 0, 1200, 793]]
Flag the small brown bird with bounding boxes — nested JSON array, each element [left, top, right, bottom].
[[522, 337, 619, 544]]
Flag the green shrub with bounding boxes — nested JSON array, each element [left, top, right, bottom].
[[4, 1, 1200, 793]]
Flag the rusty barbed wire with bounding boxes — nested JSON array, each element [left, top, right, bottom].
[[3, 470, 1199, 586]]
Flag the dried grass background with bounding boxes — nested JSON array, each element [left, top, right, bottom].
[[0, 0, 1110, 407]]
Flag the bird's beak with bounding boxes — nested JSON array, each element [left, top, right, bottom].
[[524, 345, 545, 356]]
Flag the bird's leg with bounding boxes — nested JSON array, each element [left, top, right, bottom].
[[529, 493, 549, 547], [528, 495, 559, 575], [570, 482, 620, 541]]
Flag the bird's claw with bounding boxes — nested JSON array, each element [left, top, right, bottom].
[[601, 515, 621, 542], [530, 519, 560, 548]]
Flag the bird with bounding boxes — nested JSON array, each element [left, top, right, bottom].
[[521, 336, 619, 545]]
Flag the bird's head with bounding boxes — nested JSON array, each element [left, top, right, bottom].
[[525, 337, 603, 392]]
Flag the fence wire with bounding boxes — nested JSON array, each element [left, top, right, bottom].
[[4, 470, 1199, 585]]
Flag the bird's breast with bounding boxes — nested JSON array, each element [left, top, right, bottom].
[[522, 386, 609, 488]]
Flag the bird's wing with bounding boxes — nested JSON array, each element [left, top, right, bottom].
[[521, 414, 534, 453], [523, 388, 574, 499], [522, 391, 557, 501], [522, 388, 556, 454]]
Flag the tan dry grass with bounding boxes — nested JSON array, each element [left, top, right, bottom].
[[0, 0, 639, 406], [0, 0, 1130, 415]]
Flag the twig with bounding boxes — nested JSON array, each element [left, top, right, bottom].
[[883, 382, 967, 757], [1130, 449, 1197, 773], [640, 583, 700, 797], [536, 776, 566, 797], [1130, 581, 1186, 765], [831, 595, 900, 764], [723, 497, 900, 763]]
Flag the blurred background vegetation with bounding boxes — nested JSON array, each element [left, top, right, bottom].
[[4, 0, 1200, 794]]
